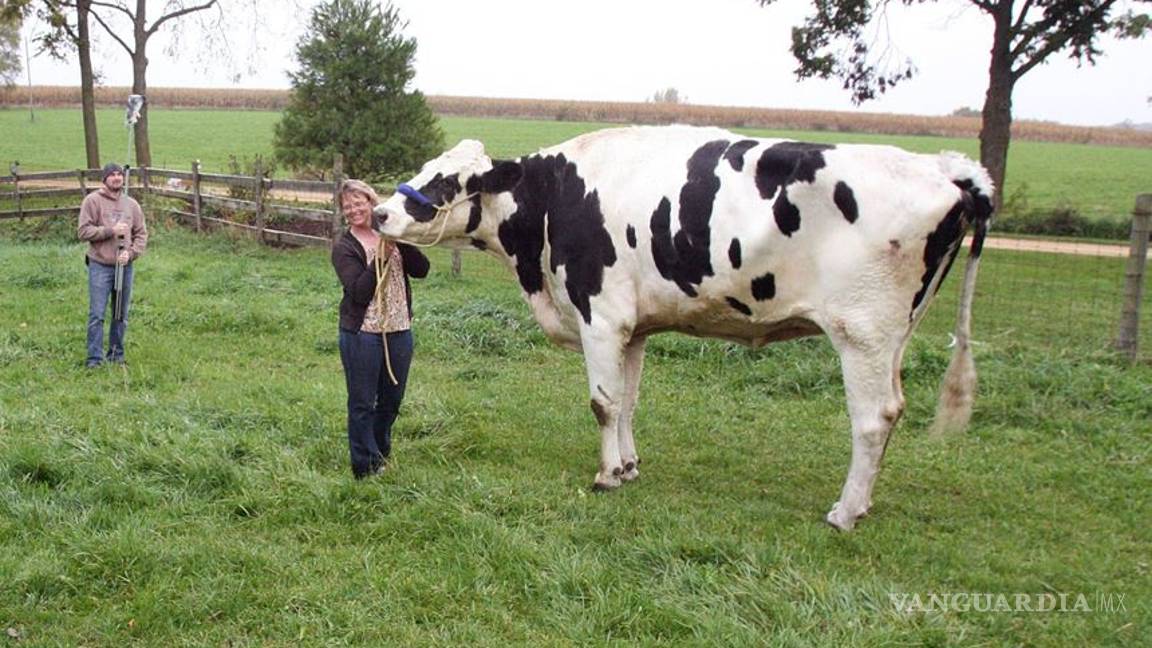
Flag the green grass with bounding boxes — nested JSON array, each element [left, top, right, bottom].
[[1, 218, 1149, 645], [3, 107, 1150, 221]]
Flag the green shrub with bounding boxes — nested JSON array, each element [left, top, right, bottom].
[[994, 207, 1133, 240]]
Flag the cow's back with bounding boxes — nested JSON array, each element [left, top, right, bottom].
[[538, 126, 963, 344]]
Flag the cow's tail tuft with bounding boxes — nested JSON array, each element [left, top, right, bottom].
[[931, 153, 995, 436]]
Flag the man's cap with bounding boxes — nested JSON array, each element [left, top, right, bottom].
[[102, 162, 124, 181]]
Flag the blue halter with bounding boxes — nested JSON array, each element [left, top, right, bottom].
[[396, 183, 433, 206]]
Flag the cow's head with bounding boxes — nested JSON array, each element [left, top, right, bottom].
[[375, 139, 523, 245]]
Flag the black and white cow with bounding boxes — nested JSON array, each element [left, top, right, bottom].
[[375, 125, 993, 531]]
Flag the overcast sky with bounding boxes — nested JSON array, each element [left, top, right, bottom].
[[23, 0, 1152, 127]]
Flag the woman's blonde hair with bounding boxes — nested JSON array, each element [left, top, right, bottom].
[[340, 179, 380, 207]]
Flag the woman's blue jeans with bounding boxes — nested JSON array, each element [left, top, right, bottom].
[[338, 328, 413, 478], [87, 260, 134, 366]]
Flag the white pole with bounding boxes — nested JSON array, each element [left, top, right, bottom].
[[23, 24, 34, 123]]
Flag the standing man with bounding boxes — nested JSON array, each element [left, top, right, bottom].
[[78, 162, 148, 368]]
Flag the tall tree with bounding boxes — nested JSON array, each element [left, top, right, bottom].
[[25, 0, 102, 167], [274, 0, 444, 181], [756, 0, 1151, 209], [0, 8, 20, 86], [85, 0, 219, 167]]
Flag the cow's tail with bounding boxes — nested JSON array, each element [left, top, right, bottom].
[[931, 153, 995, 436]]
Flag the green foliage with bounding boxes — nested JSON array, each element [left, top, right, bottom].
[[995, 205, 1134, 240], [757, 0, 1151, 104], [0, 5, 20, 85], [273, 0, 444, 183], [224, 153, 274, 201]]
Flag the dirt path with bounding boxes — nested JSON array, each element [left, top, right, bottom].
[[969, 236, 1132, 258]]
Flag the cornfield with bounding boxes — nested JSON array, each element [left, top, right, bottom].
[[3, 85, 1151, 148]]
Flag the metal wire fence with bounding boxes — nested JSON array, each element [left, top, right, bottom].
[[918, 205, 1150, 363]]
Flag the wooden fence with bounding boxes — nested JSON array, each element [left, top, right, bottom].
[[0, 160, 344, 248]]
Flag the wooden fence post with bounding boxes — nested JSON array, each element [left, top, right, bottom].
[[192, 160, 203, 232], [330, 153, 344, 241], [140, 166, 150, 209], [254, 158, 266, 240], [1114, 194, 1152, 360], [78, 169, 87, 200], [13, 172, 22, 221]]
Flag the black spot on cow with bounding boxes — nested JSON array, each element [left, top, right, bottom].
[[751, 272, 776, 301], [953, 179, 994, 258], [754, 142, 832, 201], [649, 197, 695, 296], [723, 139, 759, 172], [726, 297, 752, 316], [728, 238, 742, 269], [405, 173, 463, 223], [590, 399, 609, 427], [626, 224, 637, 249], [910, 200, 967, 315], [465, 195, 482, 233], [470, 238, 488, 251], [834, 181, 858, 224], [497, 153, 617, 324], [773, 189, 801, 236], [650, 140, 729, 296]]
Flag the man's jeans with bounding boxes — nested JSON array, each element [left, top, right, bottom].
[[87, 260, 134, 366], [338, 328, 414, 478]]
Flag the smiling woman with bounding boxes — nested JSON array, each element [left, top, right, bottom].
[[330, 178, 430, 479]]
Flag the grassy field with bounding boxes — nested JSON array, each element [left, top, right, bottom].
[[2, 107, 1150, 222], [1, 216, 1149, 645]]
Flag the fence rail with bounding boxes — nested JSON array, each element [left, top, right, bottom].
[[0, 160, 346, 247]]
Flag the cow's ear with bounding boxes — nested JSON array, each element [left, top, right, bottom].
[[480, 160, 523, 194]]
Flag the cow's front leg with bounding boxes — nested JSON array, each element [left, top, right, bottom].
[[581, 326, 629, 491], [617, 336, 647, 482]]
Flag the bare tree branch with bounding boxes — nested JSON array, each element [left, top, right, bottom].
[[87, 3, 133, 55], [1010, 0, 1036, 34], [148, 0, 216, 38], [89, 0, 134, 21]]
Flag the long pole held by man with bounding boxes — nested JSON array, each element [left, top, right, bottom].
[[111, 96, 144, 327], [76, 94, 149, 368], [112, 209, 127, 322]]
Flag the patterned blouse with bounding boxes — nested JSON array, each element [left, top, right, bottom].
[[360, 241, 412, 334]]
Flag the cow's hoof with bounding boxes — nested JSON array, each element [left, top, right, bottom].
[[620, 459, 640, 482], [825, 503, 859, 532], [592, 471, 622, 491]]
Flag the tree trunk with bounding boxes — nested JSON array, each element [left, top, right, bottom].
[[978, 1, 1015, 213], [77, 0, 100, 169], [131, 0, 151, 167], [131, 52, 150, 167]]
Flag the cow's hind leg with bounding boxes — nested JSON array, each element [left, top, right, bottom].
[[826, 333, 908, 531], [580, 325, 630, 491], [617, 336, 647, 481]]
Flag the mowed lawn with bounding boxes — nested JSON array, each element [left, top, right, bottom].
[[2, 107, 1150, 222], [1, 218, 1148, 645]]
